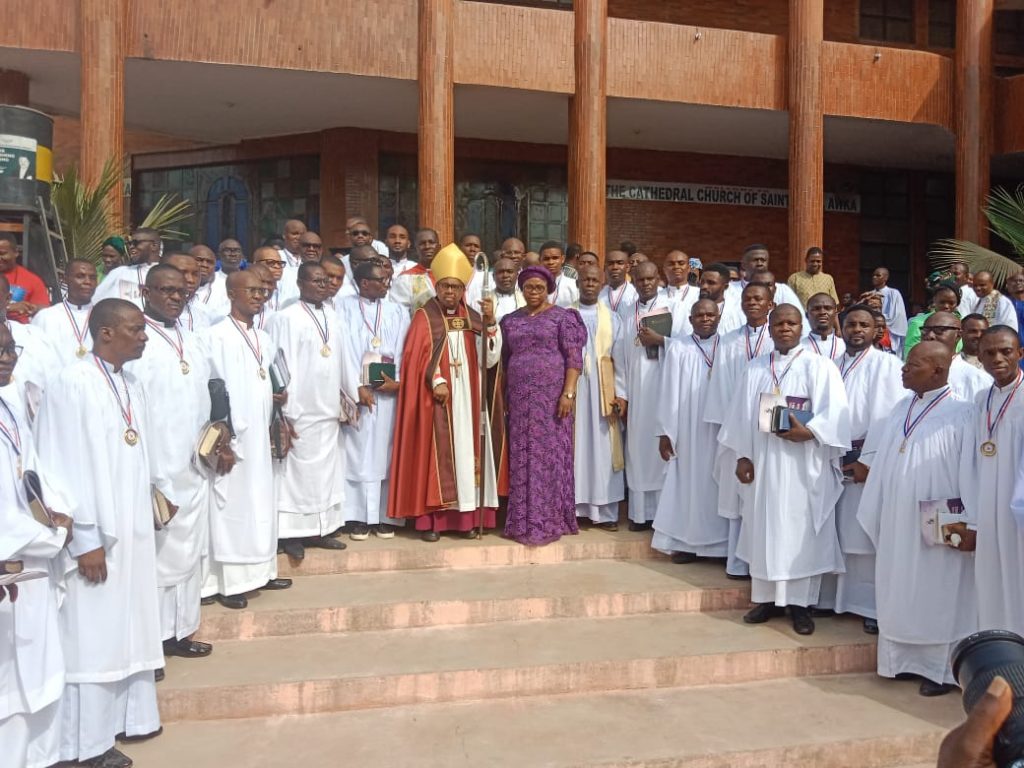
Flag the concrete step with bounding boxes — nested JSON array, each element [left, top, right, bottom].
[[159, 611, 876, 721], [197, 559, 750, 641], [127, 675, 961, 768], [277, 526, 658, 576]]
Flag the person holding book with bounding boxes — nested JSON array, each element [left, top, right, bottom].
[[855, 341, 977, 696], [501, 265, 586, 546], [719, 303, 851, 636], [201, 270, 291, 609], [266, 262, 348, 560], [337, 259, 411, 540]]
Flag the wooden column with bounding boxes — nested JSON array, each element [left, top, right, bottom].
[[417, 0, 455, 245], [320, 128, 380, 249], [955, 0, 993, 246], [786, 0, 824, 278], [80, 0, 127, 226], [568, 0, 607, 263], [0, 70, 29, 105]]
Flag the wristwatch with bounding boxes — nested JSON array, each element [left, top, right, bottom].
[[562, 392, 576, 400]]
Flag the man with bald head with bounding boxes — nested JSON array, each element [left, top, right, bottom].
[[727, 245, 806, 315], [856, 341, 977, 696], [921, 311, 991, 400], [653, 298, 729, 562], [189, 243, 229, 321], [970, 270, 1018, 331], [721, 304, 851, 636], [35, 298, 164, 763], [278, 219, 307, 268], [500, 237, 526, 269]]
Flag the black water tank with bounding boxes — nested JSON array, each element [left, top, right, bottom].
[[0, 105, 54, 207]]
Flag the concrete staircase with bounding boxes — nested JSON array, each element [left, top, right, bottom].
[[124, 528, 962, 767]]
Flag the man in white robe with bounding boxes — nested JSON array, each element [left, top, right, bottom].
[[747, 268, 812, 336], [250, 248, 290, 327], [856, 341, 976, 696], [202, 271, 291, 609], [160, 252, 214, 333], [539, 241, 580, 308], [35, 299, 164, 765], [872, 267, 908, 355], [968, 327, 1024, 637], [0, 324, 72, 768], [970, 270, 1018, 331], [31, 258, 97, 367], [618, 261, 689, 528], [599, 250, 638, 313], [921, 311, 992, 400], [93, 227, 161, 307], [267, 263, 348, 559], [704, 282, 776, 578], [699, 263, 744, 336], [339, 260, 412, 539], [660, 250, 698, 309], [466, 257, 525, 321], [801, 292, 846, 362], [720, 304, 850, 635], [1, 275, 60, 415], [129, 265, 223, 662], [384, 224, 416, 277], [653, 298, 728, 561], [574, 266, 626, 528], [959, 313, 989, 369], [817, 305, 903, 633], [189, 244, 230, 322], [277, 219, 306, 269], [390, 233, 438, 315]]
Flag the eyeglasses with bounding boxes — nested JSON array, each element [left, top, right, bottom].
[[350, 230, 371, 237], [921, 326, 960, 335], [256, 259, 285, 268], [301, 243, 323, 250], [153, 286, 187, 297], [244, 287, 272, 297], [521, 284, 549, 294], [129, 239, 157, 247], [0, 344, 23, 360]]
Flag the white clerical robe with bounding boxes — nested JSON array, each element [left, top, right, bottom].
[[957, 288, 975, 320], [719, 350, 850, 606], [34, 359, 162, 760], [0, 385, 67, 768], [704, 323, 775, 576], [93, 263, 151, 308], [878, 285, 908, 351], [254, 288, 284, 332], [617, 295, 686, 522], [972, 291, 1019, 331], [390, 268, 436, 316], [31, 300, 93, 368], [857, 389, 976, 684], [337, 295, 411, 524], [599, 282, 638, 313], [127, 319, 212, 641], [652, 334, 727, 556], [970, 378, 1024, 637], [661, 283, 698, 309], [574, 303, 626, 523], [194, 273, 230, 322], [725, 281, 812, 334], [801, 331, 846, 363], [202, 319, 278, 597], [818, 347, 904, 618], [267, 302, 346, 538], [6, 320, 60, 418], [549, 273, 580, 309], [949, 354, 992, 400]]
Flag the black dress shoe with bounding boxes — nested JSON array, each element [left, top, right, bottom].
[[305, 536, 347, 550], [790, 606, 815, 635], [200, 596, 215, 606], [726, 572, 751, 581], [84, 746, 134, 767], [919, 679, 956, 697], [421, 530, 440, 542], [810, 607, 835, 618], [215, 593, 248, 610], [462, 529, 482, 539], [862, 617, 879, 635], [671, 551, 698, 564], [595, 521, 618, 532], [627, 521, 652, 532], [163, 638, 213, 658], [282, 539, 305, 560], [743, 603, 784, 624], [154, 667, 165, 682], [117, 726, 164, 744], [262, 578, 292, 590]]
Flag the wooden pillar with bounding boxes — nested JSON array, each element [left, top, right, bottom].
[[417, 0, 455, 245], [568, 0, 607, 263], [786, 0, 824, 278], [955, 0, 993, 246], [0, 70, 29, 105], [80, 0, 127, 227]]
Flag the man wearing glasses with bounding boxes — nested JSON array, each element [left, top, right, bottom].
[[252, 245, 298, 312], [299, 231, 324, 264], [921, 312, 991, 400], [94, 227, 162, 307], [347, 218, 388, 258]]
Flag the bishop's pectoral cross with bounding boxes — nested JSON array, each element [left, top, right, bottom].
[[450, 358, 463, 376]]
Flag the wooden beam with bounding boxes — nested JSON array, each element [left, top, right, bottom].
[[417, 0, 455, 245]]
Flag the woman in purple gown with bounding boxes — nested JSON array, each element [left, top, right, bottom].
[[501, 265, 587, 545]]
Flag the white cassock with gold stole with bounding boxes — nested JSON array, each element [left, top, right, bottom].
[[574, 302, 625, 524], [202, 318, 278, 597], [128, 318, 212, 642], [34, 358, 162, 761]]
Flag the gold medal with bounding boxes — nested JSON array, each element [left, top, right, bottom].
[[258, 367, 267, 380], [371, 337, 381, 348], [321, 344, 331, 357], [76, 345, 87, 358], [124, 428, 139, 446], [180, 360, 190, 375], [980, 440, 997, 457]]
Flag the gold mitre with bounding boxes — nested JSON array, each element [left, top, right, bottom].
[[431, 243, 474, 286]]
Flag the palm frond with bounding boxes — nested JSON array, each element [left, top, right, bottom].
[[139, 194, 193, 241], [930, 238, 1024, 286], [51, 160, 120, 265], [984, 185, 1024, 255]]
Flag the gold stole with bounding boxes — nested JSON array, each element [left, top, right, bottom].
[[594, 303, 625, 472]]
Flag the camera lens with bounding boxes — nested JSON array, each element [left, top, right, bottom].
[[952, 630, 1024, 768]]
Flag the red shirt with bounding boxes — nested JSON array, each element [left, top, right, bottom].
[[4, 264, 51, 323]]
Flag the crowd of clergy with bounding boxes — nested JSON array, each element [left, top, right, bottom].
[[2, 215, 1024, 768]]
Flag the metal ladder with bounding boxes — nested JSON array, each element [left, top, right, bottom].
[[1, 196, 67, 302]]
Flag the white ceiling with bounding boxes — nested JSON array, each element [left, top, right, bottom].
[[0, 46, 1017, 177]]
